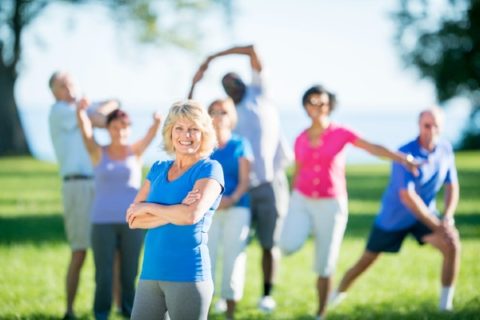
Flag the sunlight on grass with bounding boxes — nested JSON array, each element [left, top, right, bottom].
[[0, 154, 478, 319]]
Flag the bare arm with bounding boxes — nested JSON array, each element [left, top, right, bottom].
[[353, 137, 419, 175], [443, 183, 459, 223], [219, 157, 250, 209], [188, 45, 262, 99], [399, 188, 442, 231], [76, 98, 101, 165], [187, 62, 208, 99], [133, 180, 150, 203], [89, 99, 120, 128], [131, 112, 162, 157], [206, 45, 262, 72], [276, 136, 294, 170], [128, 213, 169, 229], [128, 178, 222, 225], [128, 180, 169, 229]]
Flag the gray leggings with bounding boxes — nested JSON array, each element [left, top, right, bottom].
[[131, 279, 213, 320]]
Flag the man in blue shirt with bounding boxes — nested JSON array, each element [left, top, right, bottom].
[[331, 107, 460, 311]]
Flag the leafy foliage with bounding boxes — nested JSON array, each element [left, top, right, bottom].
[[0, 0, 231, 155], [392, 0, 480, 149]]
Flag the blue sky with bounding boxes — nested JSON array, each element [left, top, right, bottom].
[[17, 0, 447, 112]]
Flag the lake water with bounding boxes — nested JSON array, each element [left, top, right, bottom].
[[20, 107, 467, 166]]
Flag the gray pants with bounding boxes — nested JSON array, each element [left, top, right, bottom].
[[250, 172, 289, 249], [131, 279, 214, 320], [91, 223, 144, 319]]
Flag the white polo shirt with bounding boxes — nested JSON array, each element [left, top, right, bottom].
[[48, 101, 93, 178]]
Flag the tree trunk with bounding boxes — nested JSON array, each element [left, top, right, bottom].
[[0, 64, 31, 156]]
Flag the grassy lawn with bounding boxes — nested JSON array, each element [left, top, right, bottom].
[[0, 153, 479, 319]]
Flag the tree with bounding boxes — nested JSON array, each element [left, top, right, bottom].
[[0, 0, 231, 156], [392, 0, 480, 149]]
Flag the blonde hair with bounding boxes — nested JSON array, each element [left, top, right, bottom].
[[208, 98, 238, 130], [162, 100, 217, 157]]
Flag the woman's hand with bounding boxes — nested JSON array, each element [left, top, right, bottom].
[[152, 111, 162, 125], [76, 97, 90, 111], [126, 202, 149, 225], [182, 189, 201, 205]]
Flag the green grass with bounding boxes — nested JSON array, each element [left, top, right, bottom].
[[0, 153, 479, 319]]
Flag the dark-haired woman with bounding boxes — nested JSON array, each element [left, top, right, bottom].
[[76, 103, 161, 319], [279, 85, 419, 319]]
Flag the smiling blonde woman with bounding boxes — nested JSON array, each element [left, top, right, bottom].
[[126, 100, 224, 320]]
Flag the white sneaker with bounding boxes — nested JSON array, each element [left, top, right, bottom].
[[258, 295, 276, 312], [328, 290, 347, 308], [214, 299, 227, 313]]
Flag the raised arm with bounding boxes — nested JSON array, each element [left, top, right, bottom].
[[206, 45, 262, 72], [353, 137, 419, 175], [131, 112, 162, 157], [88, 99, 120, 128], [128, 177, 222, 226], [187, 62, 208, 99], [76, 98, 101, 165]]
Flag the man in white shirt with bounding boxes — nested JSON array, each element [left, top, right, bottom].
[[48, 71, 118, 319]]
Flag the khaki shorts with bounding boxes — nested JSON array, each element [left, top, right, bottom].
[[61, 179, 94, 250]]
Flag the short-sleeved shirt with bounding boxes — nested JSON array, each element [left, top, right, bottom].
[[294, 124, 359, 198], [374, 138, 458, 231], [234, 72, 283, 187], [49, 101, 93, 177], [210, 134, 253, 208], [140, 158, 224, 282]]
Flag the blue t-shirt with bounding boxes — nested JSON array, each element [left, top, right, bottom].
[[210, 134, 253, 208], [374, 138, 458, 231], [140, 158, 224, 282]]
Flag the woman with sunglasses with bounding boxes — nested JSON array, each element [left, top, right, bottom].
[[207, 98, 253, 320], [279, 85, 419, 320]]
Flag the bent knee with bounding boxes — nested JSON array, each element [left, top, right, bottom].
[[449, 239, 461, 254], [440, 239, 461, 257], [279, 239, 303, 256]]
